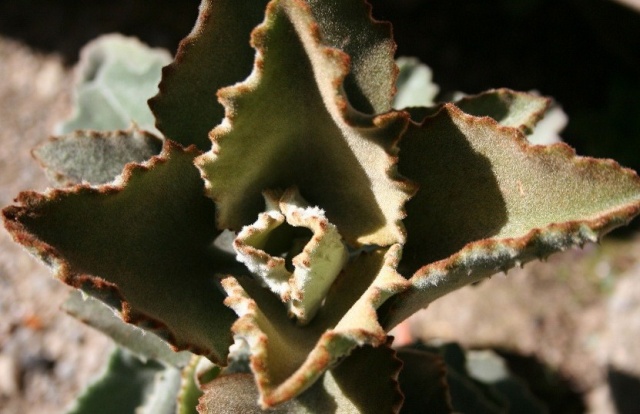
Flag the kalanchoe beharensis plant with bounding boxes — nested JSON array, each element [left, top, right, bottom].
[[4, 0, 640, 413]]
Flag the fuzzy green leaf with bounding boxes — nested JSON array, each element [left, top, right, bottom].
[[148, 0, 270, 150], [198, 344, 403, 413], [406, 89, 550, 134], [33, 128, 163, 186], [3, 142, 236, 363], [382, 104, 640, 329], [63, 290, 193, 367], [58, 34, 171, 135], [454, 89, 550, 134], [197, 0, 413, 246], [66, 348, 180, 414], [220, 245, 408, 408]]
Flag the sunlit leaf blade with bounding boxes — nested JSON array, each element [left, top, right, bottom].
[[65, 348, 178, 414], [197, 0, 413, 246], [220, 245, 408, 408], [198, 344, 403, 413], [63, 290, 193, 367], [303, 0, 397, 113], [148, 0, 270, 150], [58, 34, 171, 135], [33, 128, 162, 186], [382, 104, 640, 329], [3, 142, 236, 363]]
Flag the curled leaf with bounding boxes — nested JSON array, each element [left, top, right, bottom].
[[197, 0, 414, 246], [220, 244, 409, 408], [234, 188, 348, 324]]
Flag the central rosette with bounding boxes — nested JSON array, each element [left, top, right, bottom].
[[233, 187, 349, 325]]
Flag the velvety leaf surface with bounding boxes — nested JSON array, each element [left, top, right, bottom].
[[405, 89, 549, 133], [234, 188, 348, 324], [220, 245, 409, 408], [65, 348, 177, 414], [58, 34, 171, 135], [63, 290, 193, 367], [148, 0, 270, 150], [197, 0, 413, 246], [454, 89, 550, 134], [33, 128, 163, 186], [3, 142, 236, 363], [198, 344, 402, 413], [382, 104, 640, 329]]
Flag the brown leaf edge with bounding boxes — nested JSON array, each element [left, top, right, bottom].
[[383, 104, 640, 329], [2, 141, 223, 358]]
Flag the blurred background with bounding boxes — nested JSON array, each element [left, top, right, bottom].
[[0, 0, 639, 412]]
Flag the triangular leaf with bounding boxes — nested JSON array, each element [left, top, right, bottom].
[[58, 34, 171, 135], [148, 0, 270, 150], [197, 0, 413, 246], [3, 142, 236, 363], [33, 128, 162, 186], [382, 104, 640, 329]]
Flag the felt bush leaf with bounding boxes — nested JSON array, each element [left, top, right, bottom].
[[33, 128, 163, 186], [3, 0, 640, 412], [233, 188, 348, 324], [393, 57, 440, 110], [196, 0, 414, 247], [3, 142, 236, 363], [381, 104, 640, 329], [198, 343, 403, 413], [58, 34, 171, 135], [148, 0, 271, 150], [220, 244, 408, 407], [63, 290, 193, 367], [65, 348, 181, 414]]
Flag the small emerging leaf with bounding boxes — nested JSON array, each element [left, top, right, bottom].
[[221, 245, 409, 408], [234, 188, 348, 324], [393, 57, 439, 109]]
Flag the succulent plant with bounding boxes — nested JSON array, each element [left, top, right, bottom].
[[4, 0, 640, 412]]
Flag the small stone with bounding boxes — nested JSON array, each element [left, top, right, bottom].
[[0, 353, 20, 396]]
